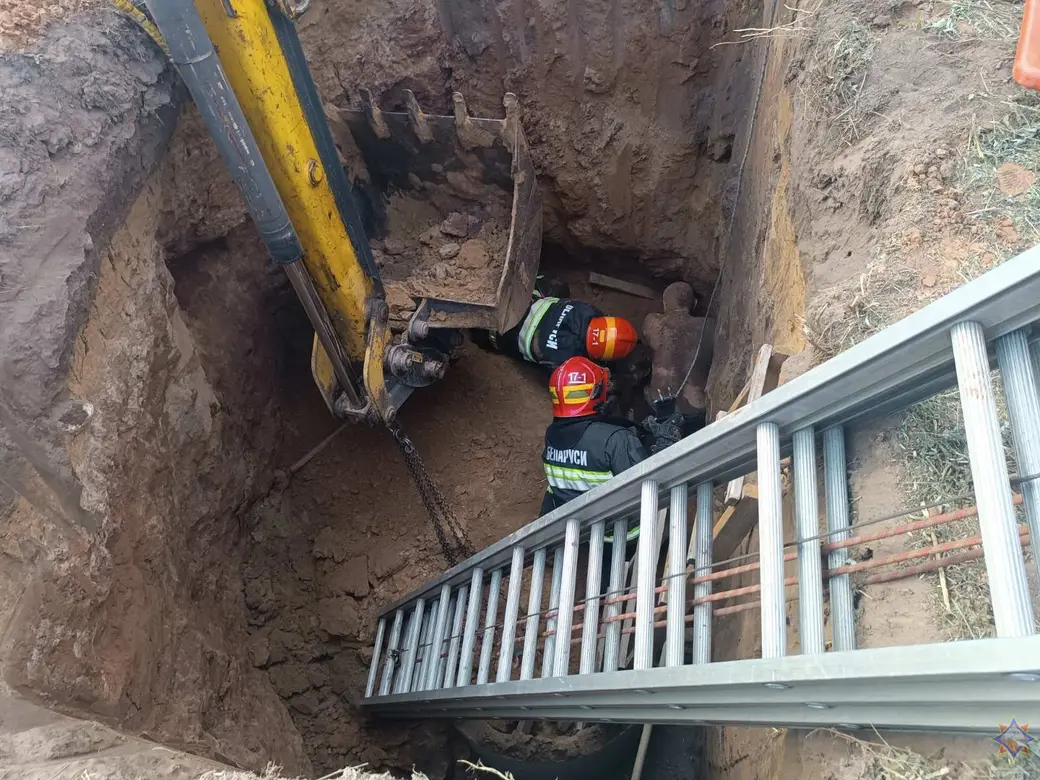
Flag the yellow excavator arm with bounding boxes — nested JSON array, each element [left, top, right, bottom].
[[193, 0, 393, 418], [143, 0, 395, 421], [141, 0, 540, 423]]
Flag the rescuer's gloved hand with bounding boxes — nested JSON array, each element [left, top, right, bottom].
[[643, 412, 684, 453]]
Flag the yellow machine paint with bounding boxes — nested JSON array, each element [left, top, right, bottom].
[[193, 0, 392, 416], [310, 337, 338, 414]]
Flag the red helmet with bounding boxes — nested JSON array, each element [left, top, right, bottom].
[[586, 317, 638, 361], [549, 356, 610, 418]]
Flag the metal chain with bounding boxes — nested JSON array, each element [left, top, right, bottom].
[[388, 422, 474, 566]]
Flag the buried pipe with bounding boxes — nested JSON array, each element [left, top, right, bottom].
[[611, 529, 1030, 639], [547, 527, 1031, 641], [421, 501, 1028, 657], [699, 537, 1033, 620], [415, 527, 1030, 667], [560, 494, 1026, 621]]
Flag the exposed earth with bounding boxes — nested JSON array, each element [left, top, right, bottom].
[[1, 0, 1035, 778]]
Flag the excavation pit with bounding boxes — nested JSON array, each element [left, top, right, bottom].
[[2, 0, 1017, 777], [0, 0, 760, 774]]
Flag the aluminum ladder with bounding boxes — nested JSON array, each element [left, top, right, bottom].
[[359, 246, 1040, 732]]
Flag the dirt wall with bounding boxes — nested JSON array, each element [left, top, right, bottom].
[[0, 13, 308, 773], [705, 0, 1034, 776]]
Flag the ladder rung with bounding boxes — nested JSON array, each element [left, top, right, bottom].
[[397, 598, 426, 694], [424, 584, 452, 691], [952, 321, 1035, 637], [378, 609, 404, 696], [692, 482, 713, 665], [757, 422, 785, 660], [443, 586, 468, 688], [497, 546, 525, 682], [520, 548, 547, 680], [823, 426, 856, 652], [996, 328, 1040, 585], [365, 617, 386, 698], [665, 483, 688, 667], [579, 521, 606, 674], [457, 568, 484, 687], [793, 426, 825, 655], [414, 608, 434, 691], [477, 568, 503, 685], [542, 547, 565, 678], [601, 517, 628, 672], [634, 479, 659, 671], [552, 518, 581, 676]]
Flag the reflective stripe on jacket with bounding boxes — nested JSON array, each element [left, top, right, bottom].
[[493, 298, 603, 368], [540, 416, 648, 517]]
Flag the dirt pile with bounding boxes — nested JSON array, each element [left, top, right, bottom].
[[377, 196, 510, 319]]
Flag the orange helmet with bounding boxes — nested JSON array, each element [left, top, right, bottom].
[[549, 356, 610, 418], [586, 317, 638, 361]]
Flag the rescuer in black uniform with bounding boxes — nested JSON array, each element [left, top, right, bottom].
[[540, 356, 684, 528], [488, 292, 639, 369]]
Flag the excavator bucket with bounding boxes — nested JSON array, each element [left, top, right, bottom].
[[329, 91, 542, 335]]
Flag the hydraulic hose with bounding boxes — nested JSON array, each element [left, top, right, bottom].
[[110, 0, 169, 55], [143, 0, 302, 266]]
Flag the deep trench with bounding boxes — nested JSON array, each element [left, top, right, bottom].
[[154, 0, 759, 769], [11, 0, 1022, 772], [163, 218, 716, 775], [0, 0, 768, 776]]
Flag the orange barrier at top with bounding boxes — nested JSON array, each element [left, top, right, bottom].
[[1015, 0, 1040, 89]]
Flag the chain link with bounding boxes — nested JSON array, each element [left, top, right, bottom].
[[388, 422, 474, 566]]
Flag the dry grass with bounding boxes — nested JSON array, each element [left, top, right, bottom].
[[884, 94, 1040, 638], [896, 385, 1022, 639], [805, 252, 1019, 639], [802, 259, 921, 360], [807, 20, 880, 144], [804, 89, 1040, 639], [963, 97, 1040, 252], [459, 759, 516, 780], [922, 0, 1021, 42], [816, 730, 1034, 780]]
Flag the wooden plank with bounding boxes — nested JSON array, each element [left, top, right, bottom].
[[712, 484, 760, 564], [724, 345, 788, 504], [588, 272, 659, 300], [727, 380, 751, 414]]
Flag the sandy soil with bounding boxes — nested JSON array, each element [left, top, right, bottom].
[[0, 0, 100, 52]]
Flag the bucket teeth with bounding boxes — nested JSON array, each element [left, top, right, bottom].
[[452, 91, 495, 149], [360, 88, 390, 139], [452, 92, 471, 127], [404, 90, 433, 143], [502, 92, 520, 151]]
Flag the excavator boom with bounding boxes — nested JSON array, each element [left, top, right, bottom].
[[143, 0, 540, 422]]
